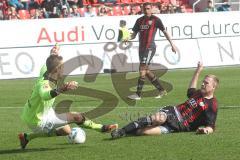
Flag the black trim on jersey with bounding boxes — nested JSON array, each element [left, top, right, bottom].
[[204, 98, 218, 128], [187, 88, 197, 98], [50, 89, 60, 98], [117, 30, 123, 42]]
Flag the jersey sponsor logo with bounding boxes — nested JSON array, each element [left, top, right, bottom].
[[188, 98, 207, 110], [188, 98, 198, 108], [140, 25, 150, 30]]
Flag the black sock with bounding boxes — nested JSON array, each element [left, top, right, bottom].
[[136, 77, 145, 96], [122, 121, 139, 134], [122, 116, 152, 134], [151, 77, 164, 91]]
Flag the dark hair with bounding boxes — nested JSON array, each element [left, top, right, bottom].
[[46, 55, 63, 73], [120, 20, 126, 26], [143, 2, 152, 8]]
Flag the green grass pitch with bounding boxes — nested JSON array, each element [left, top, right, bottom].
[[0, 66, 239, 160]]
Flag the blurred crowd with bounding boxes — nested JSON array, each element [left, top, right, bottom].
[[0, 0, 193, 20], [203, 0, 231, 12]]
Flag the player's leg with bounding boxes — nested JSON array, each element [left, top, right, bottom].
[[82, 119, 103, 131], [18, 131, 47, 149], [136, 125, 173, 135], [136, 126, 161, 135], [19, 124, 72, 149], [26, 124, 71, 140], [54, 111, 118, 133], [82, 119, 118, 133], [19, 111, 116, 148], [128, 64, 147, 100], [145, 48, 167, 98], [128, 49, 149, 100], [146, 69, 167, 98], [137, 64, 147, 96], [64, 112, 118, 132], [18, 110, 73, 149], [38, 112, 117, 134], [65, 112, 85, 125], [54, 108, 117, 132], [55, 125, 72, 136], [111, 111, 167, 139], [18, 109, 84, 149]]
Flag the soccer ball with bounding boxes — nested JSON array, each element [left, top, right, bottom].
[[67, 127, 86, 144]]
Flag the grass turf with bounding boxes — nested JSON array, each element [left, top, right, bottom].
[[0, 66, 239, 160]]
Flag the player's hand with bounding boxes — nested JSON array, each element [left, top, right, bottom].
[[196, 127, 209, 135], [50, 43, 60, 55], [171, 44, 177, 54], [123, 39, 129, 45], [196, 61, 203, 73], [59, 81, 78, 92]]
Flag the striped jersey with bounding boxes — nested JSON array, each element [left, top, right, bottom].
[[176, 88, 218, 131], [132, 15, 165, 51]]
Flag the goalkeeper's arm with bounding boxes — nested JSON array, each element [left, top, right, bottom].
[[39, 81, 78, 100]]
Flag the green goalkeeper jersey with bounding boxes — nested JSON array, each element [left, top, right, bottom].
[[39, 65, 47, 79], [21, 77, 56, 126]]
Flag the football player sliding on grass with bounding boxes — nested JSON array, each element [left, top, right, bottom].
[[18, 46, 117, 149], [111, 62, 219, 139], [46, 45, 116, 130], [38, 44, 117, 134]]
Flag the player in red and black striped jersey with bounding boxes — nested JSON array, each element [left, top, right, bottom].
[[177, 88, 218, 131], [111, 62, 219, 139], [128, 2, 177, 100]]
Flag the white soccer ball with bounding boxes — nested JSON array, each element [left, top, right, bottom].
[[67, 127, 86, 144]]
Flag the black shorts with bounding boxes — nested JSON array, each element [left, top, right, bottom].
[[139, 48, 156, 65], [159, 106, 187, 132]]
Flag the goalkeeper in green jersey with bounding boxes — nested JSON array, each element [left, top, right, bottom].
[[39, 44, 117, 135], [18, 48, 117, 149]]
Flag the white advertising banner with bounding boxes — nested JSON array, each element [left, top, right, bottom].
[[0, 12, 240, 79]]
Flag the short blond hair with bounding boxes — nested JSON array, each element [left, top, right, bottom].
[[205, 74, 219, 88]]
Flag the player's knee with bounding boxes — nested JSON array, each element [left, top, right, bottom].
[[136, 128, 150, 135], [73, 113, 85, 124], [140, 71, 146, 79], [136, 127, 161, 135], [151, 112, 167, 125], [140, 64, 147, 70], [140, 75, 146, 80], [146, 72, 155, 81], [146, 69, 150, 74], [56, 125, 71, 136], [136, 129, 144, 136]]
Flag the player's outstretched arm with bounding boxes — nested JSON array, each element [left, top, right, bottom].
[[58, 81, 79, 93], [130, 32, 137, 40], [189, 62, 203, 89], [122, 32, 136, 44], [196, 126, 214, 135], [40, 81, 79, 100], [162, 30, 177, 53]]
